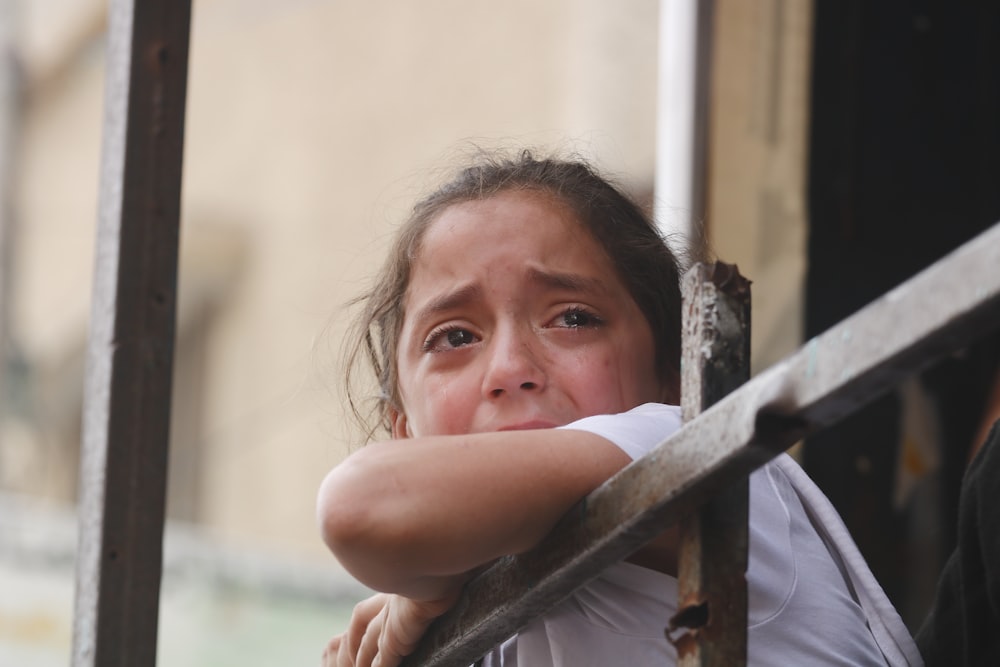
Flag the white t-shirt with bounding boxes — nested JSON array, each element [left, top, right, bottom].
[[477, 404, 922, 666]]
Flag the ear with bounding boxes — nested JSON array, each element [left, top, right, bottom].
[[389, 408, 412, 439]]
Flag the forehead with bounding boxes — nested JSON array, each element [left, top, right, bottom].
[[412, 189, 605, 273], [401, 189, 634, 325], [402, 191, 615, 318]]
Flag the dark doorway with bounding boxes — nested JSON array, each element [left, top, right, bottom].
[[804, 0, 1000, 630]]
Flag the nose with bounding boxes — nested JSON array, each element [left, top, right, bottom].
[[481, 326, 546, 399]]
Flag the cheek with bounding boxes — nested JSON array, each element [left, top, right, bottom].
[[582, 340, 662, 406], [400, 368, 480, 436], [559, 347, 627, 406]]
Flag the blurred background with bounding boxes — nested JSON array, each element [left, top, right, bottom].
[[0, 0, 998, 665]]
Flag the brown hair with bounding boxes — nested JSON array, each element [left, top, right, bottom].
[[344, 150, 686, 437]]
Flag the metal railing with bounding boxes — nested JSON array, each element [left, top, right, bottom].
[[69, 1, 1000, 665], [400, 220, 1000, 667]]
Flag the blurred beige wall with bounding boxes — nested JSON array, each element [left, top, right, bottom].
[[5, 0, 664, 562], [708, 0, 813, 375], [4, 0, 813, 568]]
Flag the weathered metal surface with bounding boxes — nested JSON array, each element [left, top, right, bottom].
[[401, 220, 1000, 667], [72, 1, 191, 666], [669, 263, 750, 666]]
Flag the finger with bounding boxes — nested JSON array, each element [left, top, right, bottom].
[[344, 595, 388, 663], [336, 632, 354, 667], [378, 610, 417, 662], [373, 628, 404, 667], [371, 650, 392, 667], [356, 605, 387, 667], [322, 635, 341, 667]]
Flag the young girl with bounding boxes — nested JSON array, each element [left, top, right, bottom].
[[317, 152, 921, 666]]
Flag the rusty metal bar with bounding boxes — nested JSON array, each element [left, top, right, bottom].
[[402, 220, 1000, 667], [669, 263, 751, 665], [72, 0, 191, 665]]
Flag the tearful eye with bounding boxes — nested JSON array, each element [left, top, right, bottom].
[[423, 326, 479, 352], [560, 308, 602, 328], [446, 329, 475, 347]]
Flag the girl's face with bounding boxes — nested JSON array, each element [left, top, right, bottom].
[[391, 190, 667, 438]]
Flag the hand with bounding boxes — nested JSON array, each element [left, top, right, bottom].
[[322, 591, 459, 667]]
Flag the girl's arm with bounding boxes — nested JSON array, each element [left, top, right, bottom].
[[317, 429, 630, 600]]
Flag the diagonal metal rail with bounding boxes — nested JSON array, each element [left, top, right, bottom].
[[402, 220, 1000, 667]]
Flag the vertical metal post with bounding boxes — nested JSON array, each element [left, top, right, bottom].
[[669, 262, 751, 666], [0, 0, 19, 438], [72, 0, 191, 665], [655, 0, 714, 252]]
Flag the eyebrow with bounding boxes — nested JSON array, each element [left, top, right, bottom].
[[412, 283, 483, 322], [410, 268, 610, 324], [525, 267, 609, 296]]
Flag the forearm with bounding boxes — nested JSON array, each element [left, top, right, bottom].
[[317, 429, 630, 594]]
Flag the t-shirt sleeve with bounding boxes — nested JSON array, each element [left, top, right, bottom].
[[556, 403, 683, 461]]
